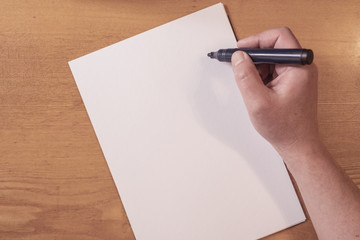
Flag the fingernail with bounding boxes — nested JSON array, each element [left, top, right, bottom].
[[232, 51, 245, 66]]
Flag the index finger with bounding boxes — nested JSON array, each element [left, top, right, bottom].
[[237, 27, 302, 49]]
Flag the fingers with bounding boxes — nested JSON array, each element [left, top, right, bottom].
[[232, 51, 271, 111], [237, 27, 301, 49]]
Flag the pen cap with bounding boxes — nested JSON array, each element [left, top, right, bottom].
[[301, 49, 314, 65]]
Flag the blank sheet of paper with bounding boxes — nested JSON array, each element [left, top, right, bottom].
[[69, 3, 305, 240]]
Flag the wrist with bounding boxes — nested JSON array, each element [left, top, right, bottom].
[[274, 134, 328, 174]]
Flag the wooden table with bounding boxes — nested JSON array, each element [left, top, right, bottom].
[[1, 0, 359, 239]]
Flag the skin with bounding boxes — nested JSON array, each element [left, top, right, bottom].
[[231, 27, 360, 240]]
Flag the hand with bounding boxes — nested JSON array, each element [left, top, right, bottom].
[[233, 29, 360, 240], [231, 27, 319, 157]]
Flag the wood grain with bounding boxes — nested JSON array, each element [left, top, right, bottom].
[[1, 0, 359, 239]]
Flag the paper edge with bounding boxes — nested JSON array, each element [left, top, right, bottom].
[[68, 3, 225, 65]]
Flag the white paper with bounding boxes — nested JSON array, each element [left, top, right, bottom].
[[69, 3, 305, 239]]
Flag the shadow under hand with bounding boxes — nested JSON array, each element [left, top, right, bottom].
[[189, 56, 301, 226]]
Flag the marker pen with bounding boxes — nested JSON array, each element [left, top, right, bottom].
[[207, 48, 313, 65]]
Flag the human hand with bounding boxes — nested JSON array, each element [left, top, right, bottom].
[[231, 27, 319, 158]]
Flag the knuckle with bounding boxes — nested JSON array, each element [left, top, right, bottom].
[[235, 65, 252, 82], [279, 26, 292, 33], [278, 26, 297, 39], [301, 64, 318, 81], [310, 63, 318, 76]]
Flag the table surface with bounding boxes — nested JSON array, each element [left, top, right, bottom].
[[1, 0, 359, 239]]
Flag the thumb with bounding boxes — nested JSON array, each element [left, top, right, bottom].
[[231, 51, 270, 110]]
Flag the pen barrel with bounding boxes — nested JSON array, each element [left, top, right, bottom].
[[216, 48, 313, 65]]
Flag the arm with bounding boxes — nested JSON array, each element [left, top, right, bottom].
[[231, 27, 360, 240]]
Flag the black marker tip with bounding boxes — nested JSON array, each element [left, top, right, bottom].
[[207, 52, 214, 58]]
